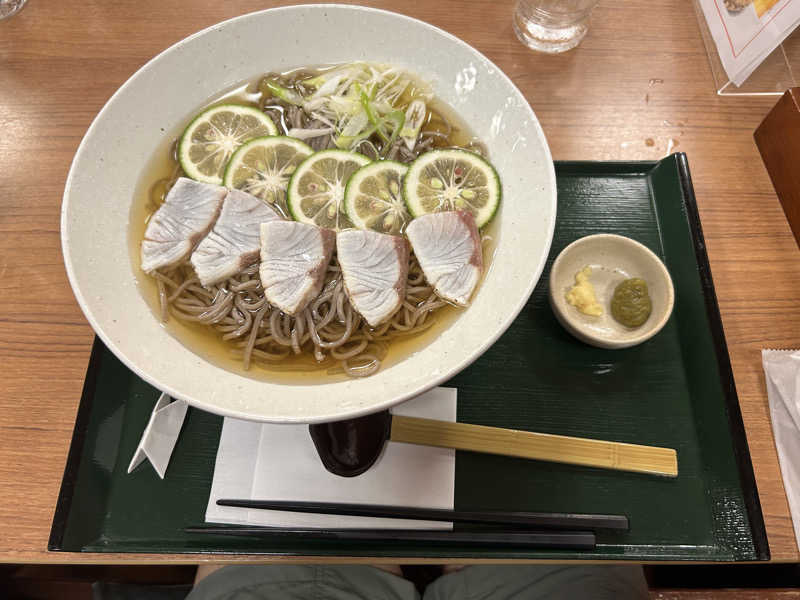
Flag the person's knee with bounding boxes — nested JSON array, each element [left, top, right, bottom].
[[423, 565, 648, 600]]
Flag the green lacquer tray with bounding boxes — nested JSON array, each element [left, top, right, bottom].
[[49, 154, 768, 561]]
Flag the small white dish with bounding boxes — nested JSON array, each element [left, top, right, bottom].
[[548, 234, 674, 349]]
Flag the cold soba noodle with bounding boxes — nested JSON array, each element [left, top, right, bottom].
[[137, 64, 496, 380]]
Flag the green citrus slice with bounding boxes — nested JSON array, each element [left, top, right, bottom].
[[223, 136, 313, 217], [287, 149, 371, 230], [403, 148, 501, 228], [178, 104, 277, 185], [343, 160, 410, 234]]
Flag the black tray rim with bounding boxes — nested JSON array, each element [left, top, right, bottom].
[[48, 154, 770, 560], [48, 336, 104, 551], [675, 153, 768, 561]]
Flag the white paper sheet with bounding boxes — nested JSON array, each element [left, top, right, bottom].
[[127, 393, 188, 479], [762, 349, 800, 550], [206, 387, 457, 529]]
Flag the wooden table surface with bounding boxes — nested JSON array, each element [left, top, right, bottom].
[[1, 0, 798, 564]]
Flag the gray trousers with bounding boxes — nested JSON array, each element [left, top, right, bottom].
[[186, 564, 649, 599]]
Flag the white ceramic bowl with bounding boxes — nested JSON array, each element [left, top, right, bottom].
[[61, 5, 557, 423], [548, 234, 674, 349]]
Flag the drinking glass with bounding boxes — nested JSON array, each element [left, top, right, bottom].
[[0, 0, 27, 19], [513, 0, 599, 53]]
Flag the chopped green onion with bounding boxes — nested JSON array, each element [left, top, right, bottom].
[[401, 100, 426, 151], [305, 64, 366, 89], [360, 90, 405, 149], [264, 80, 304, 106], [379, 110, 405, 157], [361, 91, 388, 142], [339, 110, 369, 138], [334, 123, 378, 149]]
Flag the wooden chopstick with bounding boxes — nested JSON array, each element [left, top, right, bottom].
[[216, 499, 629, 531], [185, 526, 596, 549], [391, 416, 679, 478]]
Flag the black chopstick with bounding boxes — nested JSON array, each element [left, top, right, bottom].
[[185, 526, 595, 549], [215, 499, 628, 531]]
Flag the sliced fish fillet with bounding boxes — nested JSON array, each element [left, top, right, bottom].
[[259, 221, 335, 315], [405, 210, 483, 306], [337, 230, 409, 327], [140, 177, 227, 273], [190, 189, 282, 286]]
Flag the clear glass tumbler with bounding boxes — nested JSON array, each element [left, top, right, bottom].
[[513, 0, 599, 54], [0, 0, 27, 19]]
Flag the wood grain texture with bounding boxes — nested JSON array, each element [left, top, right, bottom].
[[390, 416, 678, 476], [0, 0, 798, 563]]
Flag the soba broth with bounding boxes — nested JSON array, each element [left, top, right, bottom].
[[129, 66, 498, 384]]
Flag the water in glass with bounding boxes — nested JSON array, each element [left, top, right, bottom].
[[513, 0, 599, 53], [0, 0, 27, 19]]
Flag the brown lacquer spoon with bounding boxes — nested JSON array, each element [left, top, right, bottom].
[[309, 411, 678, 478]]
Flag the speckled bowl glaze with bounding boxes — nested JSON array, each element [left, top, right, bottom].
[[61, 5, 556, 423], [549, 234, 675, 349]]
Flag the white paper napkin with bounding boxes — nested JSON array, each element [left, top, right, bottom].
[[205, 387, 457, 529], [127, 393, 188, 479], [762, 349, 800, 550]]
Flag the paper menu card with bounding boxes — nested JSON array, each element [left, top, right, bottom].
[[205, 387, 457, 529], [696, 0, 800, 87]]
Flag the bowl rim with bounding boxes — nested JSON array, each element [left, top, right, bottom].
[[61, 4, 557, 423], [548, 233, 675, 349]]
